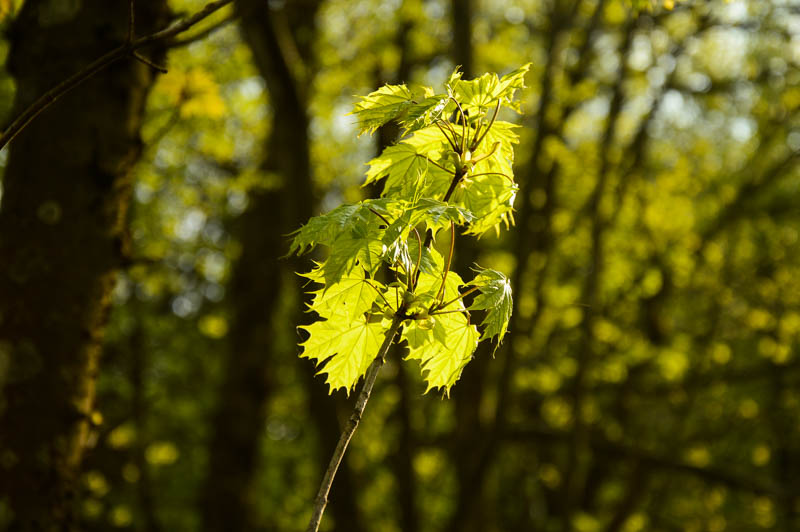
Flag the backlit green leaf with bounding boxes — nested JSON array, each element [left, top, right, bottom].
[[402, 311, 479, 394], [351, 83, 414, 136], [304, 266, 382, 322], [299, 315, 386, 394]]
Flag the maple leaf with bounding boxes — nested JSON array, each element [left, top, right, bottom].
[[304, 266, 383, 322], [449, 63, 531, 115], [474, 120, 520, 163], [402, 311, 479, 394], [299, 315, 386, 394], [365, 127, 454, 198], [398, 94, 451, 135], [454, 172, 518, 236], [318, 226, 385, 285], [468, 268, 513, 347], [351, 84, 414, 136], [287, 199, 396, 256]]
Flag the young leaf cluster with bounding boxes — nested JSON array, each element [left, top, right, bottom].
[[290, 65, 529, 395]]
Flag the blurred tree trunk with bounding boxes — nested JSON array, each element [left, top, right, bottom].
[[0, 1, 168, 530], [376, 12, 418, 531], [445, 1, 493, 530], [201, 2, 363, 531]]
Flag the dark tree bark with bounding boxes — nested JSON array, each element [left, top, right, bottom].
[[445, 1, 493, 530], [201, 2, 363, 531], [0, 1, 169, 530], [451, 0, 474, 78]]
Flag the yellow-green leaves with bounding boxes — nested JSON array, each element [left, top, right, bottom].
[[292, 67, 525, 395], [449, 63, 531, 114]]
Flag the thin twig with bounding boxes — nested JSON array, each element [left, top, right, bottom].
[[133, 51, 167, 73], [0, 0, 234, 151], [165, 12, 236, 48], [306, 316, 405, 532], [128, 0, 136, 43]]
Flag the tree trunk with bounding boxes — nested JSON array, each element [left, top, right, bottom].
[[0, 1, 168, 530], [200, 2, 368, 532]]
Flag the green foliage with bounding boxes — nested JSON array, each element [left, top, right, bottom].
[[290, 67, 528, 394]]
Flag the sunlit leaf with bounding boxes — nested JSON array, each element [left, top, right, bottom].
[[351, 83, 414, 135], [299, 315, 386, 394], [304, 266, 382, 321], [402, 311, 479, 394]]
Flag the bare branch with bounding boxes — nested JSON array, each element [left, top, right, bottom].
[[128, 0, 135, 43], [165, 12, 237, 49], [0, 0, 234, 151], [132, 51, 167, 73]]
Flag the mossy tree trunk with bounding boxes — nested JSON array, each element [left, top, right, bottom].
[[0, 1, 168, 530]]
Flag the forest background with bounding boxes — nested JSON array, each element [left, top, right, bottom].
[[1, 0, 799, 531]]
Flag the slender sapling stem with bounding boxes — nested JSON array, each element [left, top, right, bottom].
[[305, 316, 405, 532]]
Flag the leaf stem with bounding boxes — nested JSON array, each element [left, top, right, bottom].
[[435, 119, 460, 153], [416, 153, 455, 175], [366, 281, 395, 313], [435, 285, 480, 312], [429, 308, 467, 316], [467, 171, 511, 181], [411, 228, 423, 291], [435, 222, 456, 304], [450, 97, 469, 153], [471, 99, 500, 151], [305, 316, 404, 532], [468, 142, 500, 166], [368, 207, 391, 226], [472, 120, 484, 149]]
